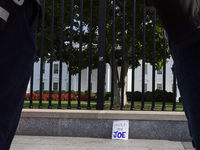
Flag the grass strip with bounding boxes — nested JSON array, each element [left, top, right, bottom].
[[23, 101, 183, 111]]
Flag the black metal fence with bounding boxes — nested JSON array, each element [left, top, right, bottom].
[[27, 0, 179, 111]]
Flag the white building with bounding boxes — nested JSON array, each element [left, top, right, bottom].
[[27, 57, 180, 99]]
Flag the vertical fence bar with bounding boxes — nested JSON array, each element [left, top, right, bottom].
[[29, 70, 34, 108], [77, 0, 84, 109], [58, 0, 64, 109], [151, 11, 156, 111], [172, 65, 177, 111], [110, 0, 115, 110], [141, 0, 146, 110], [96, 0, 106, 110], [48, 0, 55, 109], [39, 0, 45, 109], [131, 0, 136, 110], [68, 0, 74, 109], [162, 30, 166, 111], [120, 0, 126, 110], [87, 0, 94, 110]]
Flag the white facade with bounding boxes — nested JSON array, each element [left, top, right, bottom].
[[28, 61, 98, 93], [104, 58, 180, 99], [27, 57, 180, 99]]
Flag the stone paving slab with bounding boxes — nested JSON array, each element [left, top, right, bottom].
[[182, 142, 195, 150], [10, 135, 194, 150]]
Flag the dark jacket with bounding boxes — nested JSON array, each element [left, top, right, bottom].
[[145, 0, 200, 47], [0, 0, 41, 31]]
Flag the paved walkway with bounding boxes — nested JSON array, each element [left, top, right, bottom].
[[10, 135, 194, 150]]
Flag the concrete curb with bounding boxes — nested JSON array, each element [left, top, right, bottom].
[[21, 109, 187, 121], [17, 109, 191, 141]]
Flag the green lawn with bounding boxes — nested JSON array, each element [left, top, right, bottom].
[[23, 100, 184, 111]]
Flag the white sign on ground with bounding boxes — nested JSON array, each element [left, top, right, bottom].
[[112, 120, 129, 140]]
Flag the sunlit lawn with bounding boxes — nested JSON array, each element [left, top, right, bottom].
[[23, 100, 183, 111]]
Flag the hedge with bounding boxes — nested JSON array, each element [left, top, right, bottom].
[[25, 93, 97, 101], [105, 90, 174, 102]]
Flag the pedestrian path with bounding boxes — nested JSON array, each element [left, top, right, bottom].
[[10, 135, 194, 150]]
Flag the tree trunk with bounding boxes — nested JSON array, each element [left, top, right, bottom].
[[115, 58, 129, 106], [109, 54, 129, 106]]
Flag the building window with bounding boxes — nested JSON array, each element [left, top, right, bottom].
[[53, 82, 58, 91], [157, 69, 162, 74], [43, 64, 45, 74], [144, 84, 147, 92], [90, 83, 92, 91], [145, 64, 147, 75], [54, 64, 58, 74], [157, 84, 162, 90]]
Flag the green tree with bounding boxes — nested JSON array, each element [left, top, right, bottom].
[[36, 0, 170, 106]]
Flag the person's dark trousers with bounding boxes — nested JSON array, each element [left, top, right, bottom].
[[0, 0, 39, 149], [170, 41, 200, 150]]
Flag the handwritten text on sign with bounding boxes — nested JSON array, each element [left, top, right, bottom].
[[112, 120, 129, 140]]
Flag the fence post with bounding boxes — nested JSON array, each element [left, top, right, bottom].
[[96, 0, 106, 110]]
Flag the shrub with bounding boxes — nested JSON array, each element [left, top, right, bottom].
[[166, 92, 173, 102], [90, 96, 97, 101], [85, 90, 95, 97], [71, 91, 85, 95], [33, 93, 40, 100], [42, 94, 49, 101], [80, 95, 88, 101], [155, 89, 162, 102], [34, 90, 40, 94], [25, 93, 30, 100], [126, 92, 132, 101], [61, 93, 68, 101], [70, 90, 77, 94], [43, 90, 49, 94], [146, 92, 152, 102], [51, 90, 59, 94], [71, 94, 78, 101], [126, 91, 148, 101], [139, 90, 174, 102], [61, 90, 67, 94], [134, 91, 142, 101], [145, 91, 151, 101], [104, 92, 111, 100]]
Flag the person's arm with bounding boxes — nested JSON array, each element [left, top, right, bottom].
[[0, 0, 24, 31], [0, 0, 14, 30]]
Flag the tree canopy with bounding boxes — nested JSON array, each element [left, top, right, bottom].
[[36, 0, 171, 105], [36, 0, 170, 73]]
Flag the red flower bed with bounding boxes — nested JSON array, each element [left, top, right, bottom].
[[25, 93, 30, 100], [42, 94, 49, 101], [25, 93, 97, 101]]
